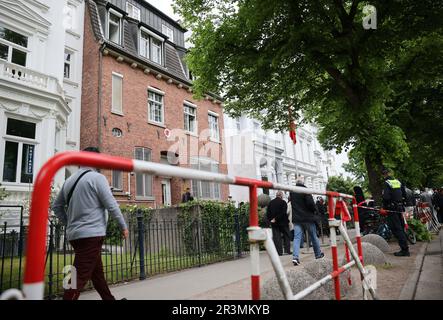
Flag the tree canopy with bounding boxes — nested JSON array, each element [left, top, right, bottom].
[[326, 175, 359, 196], [174, 0, 443, 202]]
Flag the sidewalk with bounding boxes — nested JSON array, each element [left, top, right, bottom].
[[79, 252, 294, 300], [79, 233, 443, 300], [414, 231, 443, 300]]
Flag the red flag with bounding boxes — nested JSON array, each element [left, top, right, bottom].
[[288, 106, 297, 145], [289, 121, 297, 144]]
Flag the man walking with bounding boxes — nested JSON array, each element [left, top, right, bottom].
[[266, 191, 292, 256], [381, 168, 409, 257], [434, 188, 443, 224], [181, 187, 194, 203], [52, 147, 129, 300], [290, 178, 324, 266]]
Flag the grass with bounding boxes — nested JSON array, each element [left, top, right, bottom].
[[0, 249, 237, 298]]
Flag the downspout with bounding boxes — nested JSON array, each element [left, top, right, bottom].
[[97, 41, 106, 151]]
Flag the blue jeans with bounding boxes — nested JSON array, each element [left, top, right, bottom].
[[293, 223, 322, 259]]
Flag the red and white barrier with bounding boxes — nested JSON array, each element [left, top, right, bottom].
[[1, 151, 376, 300]]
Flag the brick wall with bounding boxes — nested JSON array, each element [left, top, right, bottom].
[[80, 6, 100, 150], [81, 8, 229, 207]]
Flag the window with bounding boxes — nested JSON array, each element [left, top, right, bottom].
[[151, 37, 162, 64], [208, 113, 219, 141], [162, 24, 173, 42], [0, 25, 28, 66], [2, 118, 37, 184], [112, 128, 122, 137], [299, 141, 304, 161], [64, 50, 72, 79], [139, 29, 163, 65], [307, 144, 312, 163], [112, 171, 123, 190], [235, 118, 241, 132], [148, 89, 164, 124], [253, 122, 260, 131], [112, 73, 123, 114], [191, 159, 220, 200], [64, 3, 76, 30], [184, 102, 197, 133], [134, 147, 153, 198], [107, 10, 122, 44], [126, 2, 140, 20], [139, 31, 150, 59]]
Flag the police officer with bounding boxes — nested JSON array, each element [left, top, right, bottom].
[[381, 168, 410, 256]]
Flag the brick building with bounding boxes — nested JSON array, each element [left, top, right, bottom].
[[81, 0, 228, 207]]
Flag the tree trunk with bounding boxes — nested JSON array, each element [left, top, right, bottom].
[[364, 154, 383, 206]]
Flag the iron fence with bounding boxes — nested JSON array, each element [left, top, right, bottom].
[[0, 205, 249, 299]]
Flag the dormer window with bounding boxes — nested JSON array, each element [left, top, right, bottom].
[[107, 9, 122, 45], [161, 24, 173, 42], [126, 2, 140, 20], [139, 27, 163, 65], [151, 37, 162, 64]]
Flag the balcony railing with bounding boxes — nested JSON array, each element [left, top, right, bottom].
[[0, 61, 64, 97]]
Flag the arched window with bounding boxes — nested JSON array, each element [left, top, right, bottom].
[[112, 128, 123, 137]]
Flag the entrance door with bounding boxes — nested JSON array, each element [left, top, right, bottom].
[[161, 179, 171, 206]]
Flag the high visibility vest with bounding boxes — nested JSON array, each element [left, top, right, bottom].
[[386, 179, 401, 189]]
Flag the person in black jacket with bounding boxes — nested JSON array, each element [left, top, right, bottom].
[[290, 179, 324, 265], [434, 188, 443, 224], [381, 168, 409, 256], [266, 191, 292, 256], [181, 187, 194, 203]]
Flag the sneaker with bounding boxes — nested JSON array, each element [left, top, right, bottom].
[[394, 250, 410, 257], [292, 258, 300, 266], [315, 252, 325, 259]]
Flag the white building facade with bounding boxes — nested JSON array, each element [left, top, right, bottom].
[[0, 0, 84, 208], [224, 115, 340, 204]]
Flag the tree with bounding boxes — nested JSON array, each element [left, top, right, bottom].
[[326, 175, 358, 195], [344, 82, 443, 190], [174, 0, 443, 204]]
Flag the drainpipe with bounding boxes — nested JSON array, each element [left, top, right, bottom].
[[97, 41, 106, 151]]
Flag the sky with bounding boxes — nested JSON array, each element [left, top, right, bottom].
[[144, 0, 352, 178], [145, 0, 181, 21]]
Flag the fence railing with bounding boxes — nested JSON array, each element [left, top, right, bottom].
[[0, 206, 249, 299], [1, 151, 376, 300]]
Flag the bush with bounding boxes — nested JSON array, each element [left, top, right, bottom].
[[106, 205, 152, 245], [407, 218, 432, 242], [178, 200, 250, 255]]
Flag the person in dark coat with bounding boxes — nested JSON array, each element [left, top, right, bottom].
[[266, 191, 292, 256], [290, 178, 324, 265], [382, 168, 409, 256], [434, 188, 443, 224], [316, 196, 329, 237], [181, 187, 194, 203]]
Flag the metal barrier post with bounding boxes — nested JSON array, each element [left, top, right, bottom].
[[234, 211, 242, 258], [48, 221, 54, 299], [352, 198, 363, 263], [327, 194, 341, 300], [1, 222, 6, 293], [137, 209, 146, 280], [248, 184, 260, 300]]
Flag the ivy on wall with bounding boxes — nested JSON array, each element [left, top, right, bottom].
[[106, 205, 153, 245], [178, 200, 254, 254]]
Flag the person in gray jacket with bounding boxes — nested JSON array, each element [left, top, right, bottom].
[[52, 147, 128, 300]]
